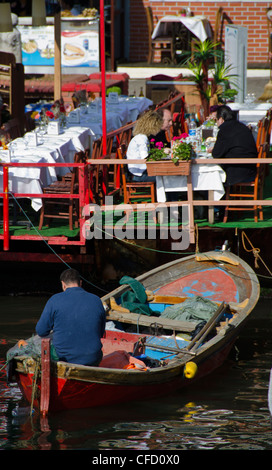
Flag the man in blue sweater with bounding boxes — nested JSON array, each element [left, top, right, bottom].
[[36, 269, 106, 366]]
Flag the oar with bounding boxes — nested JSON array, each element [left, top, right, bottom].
[[143, 340, 196, 356], [185, 301, 228, 353]]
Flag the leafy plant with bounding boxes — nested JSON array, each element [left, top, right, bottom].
[[147, 140, 170, 161], [171, 137, 192, 163], [147, 135, 192, 165], [181, 39, 238, 117]]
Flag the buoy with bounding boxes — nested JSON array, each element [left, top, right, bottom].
[[184, 361, 198, 379]]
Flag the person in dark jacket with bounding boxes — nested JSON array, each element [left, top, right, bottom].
[[212, 105, 257, 186], [36, 269, 105, 366]]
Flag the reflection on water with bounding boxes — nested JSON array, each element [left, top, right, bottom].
[[1, 296, 272, 450]]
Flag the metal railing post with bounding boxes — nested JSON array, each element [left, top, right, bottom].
[[3, 165, 9, 251]]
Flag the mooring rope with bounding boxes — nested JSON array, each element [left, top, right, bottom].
[[7, 193, 109, 293], [241, 230, 272, 276], [30, 359, 40, 416]]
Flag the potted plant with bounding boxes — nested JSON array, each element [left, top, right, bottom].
[[182, 39, 238, 117], [146, 134, 193, 176]]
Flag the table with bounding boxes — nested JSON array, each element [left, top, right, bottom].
[[229, 102, 272, 127], [0, 126, 93, 211], [67, 96, 153, 137], [152, 15, 212, 43], [155, 155, 226, 223]]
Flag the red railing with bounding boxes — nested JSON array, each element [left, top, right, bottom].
[[0, 161, 88, 250], [2, 157, 272, 249]]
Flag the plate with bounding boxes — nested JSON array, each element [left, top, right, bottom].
[[61, 16, 98, 22], [62, 43, 87, 66]]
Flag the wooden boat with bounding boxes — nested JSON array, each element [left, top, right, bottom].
[[269, 369, 272, 415], [7, 250, 260, 413]]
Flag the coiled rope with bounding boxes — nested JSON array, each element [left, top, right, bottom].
[[241, 230, 272, 276]]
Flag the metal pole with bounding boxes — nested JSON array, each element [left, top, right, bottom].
[[100, 0, 107, 156], [3, 166, 9, 251]]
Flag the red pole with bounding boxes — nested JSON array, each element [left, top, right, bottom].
[[100, 0, 107, 156], [3, 166, 9, 251], [40, 338, 51, 417]]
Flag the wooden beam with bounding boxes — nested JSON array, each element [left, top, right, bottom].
[[40, 338, 51, 417], [54, 11, 61, 101], [107, 309, 198, 332]]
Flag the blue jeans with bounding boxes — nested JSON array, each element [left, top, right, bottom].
[[131, 171, 156, 183]]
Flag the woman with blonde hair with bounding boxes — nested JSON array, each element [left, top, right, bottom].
[[126, 110, 163, 182]]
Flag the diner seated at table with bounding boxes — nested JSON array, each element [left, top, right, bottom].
[[126, 110, 164, 182], [212, 105, 257, 187], [149, 108, 173, 148]]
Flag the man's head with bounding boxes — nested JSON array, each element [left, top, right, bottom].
[[216, 105, 235, 126], [60, 268, 81, 291], [157, 108, 173, 132]]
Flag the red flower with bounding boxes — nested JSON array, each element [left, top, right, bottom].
[[155, 141, 164, 148], [46, 110, 54, 120]]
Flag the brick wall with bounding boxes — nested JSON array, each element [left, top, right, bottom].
[[129, 0, 271, 66]]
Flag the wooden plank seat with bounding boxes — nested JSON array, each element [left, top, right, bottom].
[[107, 309, 198, 334]]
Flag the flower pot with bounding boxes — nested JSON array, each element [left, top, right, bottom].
[[146, 160, 191, 176]]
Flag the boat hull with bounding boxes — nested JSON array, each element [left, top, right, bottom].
[[15, 337, 236, 411], [10, 251, 260, 412]]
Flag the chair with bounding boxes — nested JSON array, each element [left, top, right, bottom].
[[256, 116, 270, 150], [214, 7, 224, 47], [145, 7, 174, 64], [38, 151, 86, 230], [223, 142, 269, 223], [117, 143, 156, 223]]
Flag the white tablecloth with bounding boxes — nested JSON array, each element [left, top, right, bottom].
[[0, 126, 93, 211], [68, 96, 153, 137], [0, 152, 46, 211], [229, 102, 272, 126], [156, 158, 226, 203], [152, 15, 212, 42]]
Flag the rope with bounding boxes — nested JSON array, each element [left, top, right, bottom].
[[241, 230, 272, 276], [8, 193, 109, 293], [30, 359, 40, 416], [195, 224, 199, 254], [0, 361, 7, 373], [95, 225, 195, 256]]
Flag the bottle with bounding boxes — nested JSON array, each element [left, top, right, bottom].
[[139, 87, 144, 97], [188, 118, 197, 140]]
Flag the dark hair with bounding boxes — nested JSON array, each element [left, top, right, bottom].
[[209, 105, 219, 113], [216, 105, 235, 122], [60, 268, 81, 285]]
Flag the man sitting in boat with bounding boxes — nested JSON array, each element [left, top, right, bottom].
[[35, 268, 106, 366]]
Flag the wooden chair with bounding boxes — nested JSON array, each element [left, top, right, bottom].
[[117, 143, 156, 223], [223, 142, 269, 223], [38, 151, 86, 230], [145, 7, 174, 64], [214, 7, 224, 47], [256, 116, 270, 150]]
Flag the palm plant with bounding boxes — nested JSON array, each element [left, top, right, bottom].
[[182, 39, 238, 117]]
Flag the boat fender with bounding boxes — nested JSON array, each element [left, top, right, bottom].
[[184, 361, 198, 379]]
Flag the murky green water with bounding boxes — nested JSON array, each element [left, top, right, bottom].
[[1, 295, 272, 452]]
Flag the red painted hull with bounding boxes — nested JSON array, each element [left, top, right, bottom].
[[16, 338, 235, 412]]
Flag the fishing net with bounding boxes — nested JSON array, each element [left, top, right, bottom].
[[6, 334, 58, 364], [160, 296, 218, 322], [119, 276, 159, 316]]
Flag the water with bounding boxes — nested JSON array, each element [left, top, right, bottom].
[[1, 295, 272, 453]]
